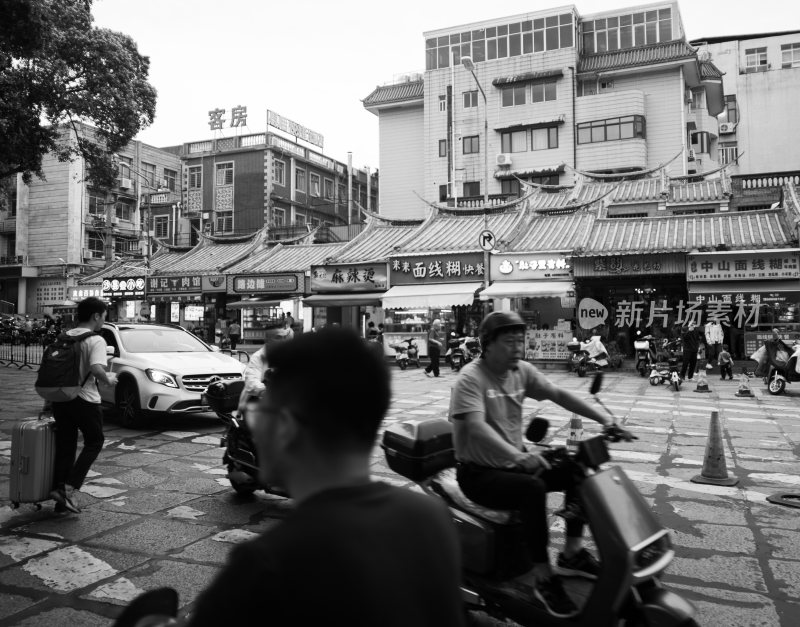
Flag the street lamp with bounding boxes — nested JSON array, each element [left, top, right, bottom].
[[462, 56, 489, 206]]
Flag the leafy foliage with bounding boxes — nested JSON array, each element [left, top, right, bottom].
[[0, 0, 157, 189]]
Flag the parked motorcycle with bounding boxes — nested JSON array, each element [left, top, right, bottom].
[[446, 333, 481, 371], [649, 339, 683, 391], [760, 338, 800, 395], [567, 336, 610, 377], [203, 379, 288, 498], [390, 337, 420, 369], [634, 335, 659, 377], [381, 374, 696, 627]]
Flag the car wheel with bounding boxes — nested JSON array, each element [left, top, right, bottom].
[[116, 380, 148, 428], [768, 376, 786, 395]]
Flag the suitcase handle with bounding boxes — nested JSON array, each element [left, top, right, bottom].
[[21, 456, 29, 474]]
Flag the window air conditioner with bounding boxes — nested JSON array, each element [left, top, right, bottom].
[[83, 248, 93, 259], [118, 177, 133, 189], [496, 153, 513, 166], [719, 122, 736, 134]]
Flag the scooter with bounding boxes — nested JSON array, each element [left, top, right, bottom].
[[567, 336, 610, 377], [446, 333, 481, 371], [634, 335, 658, 377], [392, 337, 420, 369], [761, 338, 800, 395], [381, 374, 697, 627], [202, 379, 288, 498], [649, 339, 683, 391]]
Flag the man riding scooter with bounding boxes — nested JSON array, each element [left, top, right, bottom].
[[450, 311, 635, 617]]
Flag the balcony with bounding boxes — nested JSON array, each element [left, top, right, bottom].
[[442, 194, 517, 209]]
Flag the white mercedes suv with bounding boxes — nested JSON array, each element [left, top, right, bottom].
[[98, 322, 246, 428]]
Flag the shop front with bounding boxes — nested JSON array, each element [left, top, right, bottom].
[[573, 254, 687, 356], [305, 262, 388, 334], [146, 274, 203, 328], [686, 249, 800, 358], [381, 252, 486, 356], [101, 275, 148, 322], [227, 273, 306, 343], [481, 252, 575, 361]]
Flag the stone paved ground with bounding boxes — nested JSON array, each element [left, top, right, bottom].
[[0, 362, 799, 626]]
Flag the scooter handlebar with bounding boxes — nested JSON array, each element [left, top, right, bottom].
[[603, 422, 638, 442]]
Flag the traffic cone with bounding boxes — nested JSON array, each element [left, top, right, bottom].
[[735, 372, 755, 398], [691, 411, 739, 486], [693, 369, 711, 393], [566, 414, 584, 453]]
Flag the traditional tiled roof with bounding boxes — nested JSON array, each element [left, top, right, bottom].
[[396, 207, 526, 254], [362, 79, 424, 107], [700, 60, 723, 80], [328, 219, 424, 263], [511, 212, 595, 251], [578, 210, 793, 256], [578, 40, 696, 73], [77, 249, 191, 284], [492, 69, 562, 86], [158, 232, 267, 274], [525, 179, 665, 213], [669, 179, 728, 203], [226, 242, 345, 274]]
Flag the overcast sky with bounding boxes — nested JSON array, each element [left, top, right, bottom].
[[91, 0, 793, 170]]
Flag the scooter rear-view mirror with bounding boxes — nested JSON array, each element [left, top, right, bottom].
[[525, 417, 549, 443]]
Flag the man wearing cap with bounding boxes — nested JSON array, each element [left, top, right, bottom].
[[449, 310, 635, 618]]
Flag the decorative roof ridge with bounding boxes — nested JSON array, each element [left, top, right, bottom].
[[582, 38, 695, 60]]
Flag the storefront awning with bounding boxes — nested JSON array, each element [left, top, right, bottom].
[[688, 280, 800, 304], [480, 280, 574, 301], [226, 297, 286, 310], [382, 283, 483, 310], [303, 293, 383, 307]]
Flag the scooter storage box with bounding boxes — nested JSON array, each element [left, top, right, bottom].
[[203, 379, 245, 414], [381, 419, 455, 481], [634, 340, 650, 351]]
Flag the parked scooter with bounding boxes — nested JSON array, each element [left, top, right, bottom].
[[390, 337, 420, 369], [203, 379, 288, 497], [760, 338, 800, 395], [567, 335, 611, 377], [381, 374, 696, 627], [649, 339, 683, 391], [446, 333, 481, 371], [634, 334, 659, 377]]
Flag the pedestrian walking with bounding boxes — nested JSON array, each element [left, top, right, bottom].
[[424, 318, 443, 377], [228, 319, 241, 350], [49, 297, 117, 513], [718, 344, 734, 380], [679, 322, 701, 381]]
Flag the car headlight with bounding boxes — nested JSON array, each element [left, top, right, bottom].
[[146, 368, 179, 388]]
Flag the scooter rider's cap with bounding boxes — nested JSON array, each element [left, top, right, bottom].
[[479, 311, 526, 347]]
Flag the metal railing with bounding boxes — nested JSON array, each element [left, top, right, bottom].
[[0, 341, 43, 370]]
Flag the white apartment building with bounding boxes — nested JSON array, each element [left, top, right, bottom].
[[364, 1, 725, 219]]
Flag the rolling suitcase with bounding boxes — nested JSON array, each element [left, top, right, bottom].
[[9, 414, 57, 509]]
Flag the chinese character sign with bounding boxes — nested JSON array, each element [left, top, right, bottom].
[[231, 275, 300, 294], [390, 253, 485, 285], [491, 254, 571, 281], [267, 109, 324, 149], [102, 276, 146, 298], [310, 263, 388, 292], [607, 298, 761, 329], [687, 252, 800, 281], [147, 275, 202, 294]]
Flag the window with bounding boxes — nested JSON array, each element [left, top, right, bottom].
[[188, 165, 202, 189], [531, 78, 557, 102], [530, 174, 560, 186], [115, 198, 134, 221], [439, 184, 449, 201], [723, 95, 738, 124], [338, 183, 346, 203], [463, 135, 480, 154], [114, 238, 139, 254], [274, 160, 286, 186], [425, 14, 573, 70], [463, 181, 481, 197], [116, 156, 132, 180], [439, 139, 448, 157], [501, 130, 527, 153], [689, 88, 706, 111], [501, 179, 521, 196], [531, 127, 559, 150], [295, 168, 306, 193], [781, 43, 800, 68], [463, 90, 478, 108], [577, 80, 598, 96], [88, 190, 105, 216], [310, 173, 321, 197], [294, 212, 306, 226], [215, 211, 233, 233], [215, 162, 233, 186], [324, 178, 334, 200], [439, 95, 447, 112], [502, 85, 526, 107], [141, 162, 156, 188], [272, 207, 286, 226], [88, 234, 103, 255], [581, 8, 671, 54], [745, 47, 768, 72], [153, 216, 169, 239], [718, 141, 739, 165], [163, 168, 177, 192], [576, 115, 646, 144]]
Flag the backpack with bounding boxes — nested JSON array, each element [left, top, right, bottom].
[[35, 331, 97, 402]]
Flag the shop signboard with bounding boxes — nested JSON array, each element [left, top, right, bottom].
[[578, 298, 608, 330], [573, 254, 684, 277], [690, 288, 799, 306], [609, 298, 763, 329], [744, 330, 800, 358], [687, 251, 800, 282], [310, 263, 388, 292], [389, 253, 484, 285], [102, 276, 146, 298], [231, 274, 302, 294], [525, 329, 572, 360], [490, 253, 571, 281], [70, 287, 103, 301], [148, 275, 202, 294], [202, 275, 227, 292]]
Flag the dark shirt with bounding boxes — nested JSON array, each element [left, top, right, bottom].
[[187, 482, 465, 626], [682, 328, 701, 353]]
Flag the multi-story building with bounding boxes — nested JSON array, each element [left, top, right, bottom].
[[690, 29, 800, 209], [180, 131, 378, 244], [363, 1, 725, 219], [5, 123, 181, 315]]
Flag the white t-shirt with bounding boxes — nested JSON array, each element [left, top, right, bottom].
[[66, 328, 108, 404]]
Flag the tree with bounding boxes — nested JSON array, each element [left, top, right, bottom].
[[0, 0, 157, 189]]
